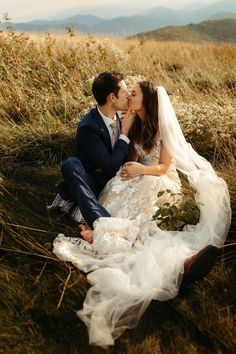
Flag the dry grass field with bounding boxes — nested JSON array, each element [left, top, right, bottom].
[[0, 30, 236, 353]]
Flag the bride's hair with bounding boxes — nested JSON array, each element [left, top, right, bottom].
[[129, 81, 159, 152]]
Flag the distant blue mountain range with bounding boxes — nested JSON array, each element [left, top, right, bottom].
[[1, 0, 235, 36]]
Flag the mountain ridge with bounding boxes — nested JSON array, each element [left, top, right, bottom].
[[1, 0, 235, 37], [208, 12, 236, 20], [131, 18, 236, 44]]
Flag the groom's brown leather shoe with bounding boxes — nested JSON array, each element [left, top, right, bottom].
[[182, 245, 219, 285]]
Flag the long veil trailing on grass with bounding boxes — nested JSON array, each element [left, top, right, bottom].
[[157, 86, 231, 248], [53, 86, 231, 347]]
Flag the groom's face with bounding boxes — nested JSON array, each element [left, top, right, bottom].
[[113, 80, 129, 111]]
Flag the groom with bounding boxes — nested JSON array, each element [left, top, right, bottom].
[[48, 71, 134, 229]]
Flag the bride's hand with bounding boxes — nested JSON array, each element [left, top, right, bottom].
[[120, 162, 145, 180]]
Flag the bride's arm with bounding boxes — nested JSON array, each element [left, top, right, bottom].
[[143, 143, 172, 176], [120, 143, 171, 179]]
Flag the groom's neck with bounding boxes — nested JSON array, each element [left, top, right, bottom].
[[98, 105, 116, 119]]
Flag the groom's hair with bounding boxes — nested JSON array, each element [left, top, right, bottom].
[[92, 72, 124, 105]]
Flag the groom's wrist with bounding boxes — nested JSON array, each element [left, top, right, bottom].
[[121, 128, 129, 136], [119, 134, 130, 144]]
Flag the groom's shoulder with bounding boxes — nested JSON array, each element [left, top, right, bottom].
[[78, 107, 99, 128]]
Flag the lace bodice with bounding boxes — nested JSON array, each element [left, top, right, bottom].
[[134, 136, 161, 165], [135, 137, 179, 182]]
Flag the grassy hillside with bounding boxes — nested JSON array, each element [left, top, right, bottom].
[[132, 19, 236, 44], [0, 30, 236, 353]]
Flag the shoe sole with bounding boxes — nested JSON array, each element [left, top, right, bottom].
[[182, 245, 219, 285]]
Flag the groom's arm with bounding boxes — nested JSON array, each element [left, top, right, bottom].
[[77, 126, 130, 177]]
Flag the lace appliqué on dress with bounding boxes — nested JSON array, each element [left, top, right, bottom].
[[134, 137, 161, 165]]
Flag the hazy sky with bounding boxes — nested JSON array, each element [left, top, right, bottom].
[[1, 0, 217, 22]]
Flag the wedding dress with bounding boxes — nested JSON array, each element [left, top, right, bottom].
[[53, 87, 231, 347]]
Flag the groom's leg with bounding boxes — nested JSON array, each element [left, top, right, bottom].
[[61, 157, 110, 229]]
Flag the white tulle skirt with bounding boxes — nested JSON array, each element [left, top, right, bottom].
[[53, 169, 230, 347]]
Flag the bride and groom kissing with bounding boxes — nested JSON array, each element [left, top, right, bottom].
[[49, 71, 231, 346]]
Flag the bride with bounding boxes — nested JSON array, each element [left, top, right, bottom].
[[53, 82, 231, 347]]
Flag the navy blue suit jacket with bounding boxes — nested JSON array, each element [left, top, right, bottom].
[[76, 107, 129, 182]]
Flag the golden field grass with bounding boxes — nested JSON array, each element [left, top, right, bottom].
[[0, 30, 236, 354]]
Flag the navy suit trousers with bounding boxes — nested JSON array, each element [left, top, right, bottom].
[[60, 157, 110, 228]]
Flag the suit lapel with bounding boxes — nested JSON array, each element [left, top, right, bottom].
[[93, 107, 112, 147]]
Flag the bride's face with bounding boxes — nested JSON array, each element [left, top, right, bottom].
[[129, 84, 143, 114]]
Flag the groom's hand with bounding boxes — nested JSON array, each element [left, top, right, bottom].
[[120, 162, 146, 180], [121, 109, 136, 136]]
